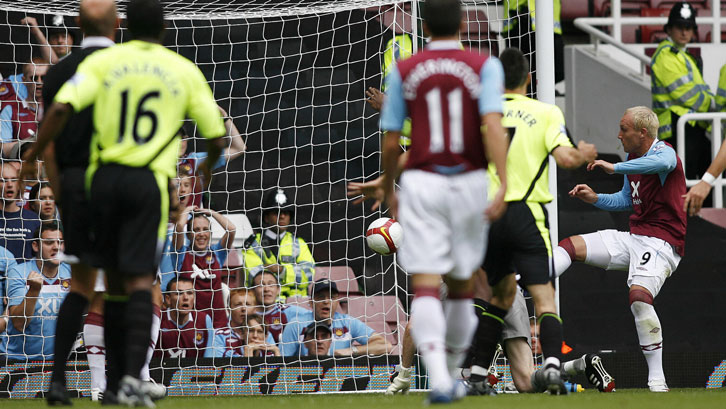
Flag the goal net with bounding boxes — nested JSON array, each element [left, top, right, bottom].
[[0, 0, 540, 398]]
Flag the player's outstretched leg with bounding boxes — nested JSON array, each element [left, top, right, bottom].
[[47, 263, 97, 406], [528, 283, 567, 395], [410, 279, 464, 403], [561, 354, 615, 392], [465, 298, 503, 396], [443, 280, 477, 378], [138, 298, 166, 401], [553, 234, 611, 277], [84, 309, 107, 401], [386, 321, 414, 395], [629, 286, 668, 392]]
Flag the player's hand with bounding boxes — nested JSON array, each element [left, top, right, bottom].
[[385, 191, 399, 219], [587, 159, 615, 174], [577, 140, 598, 163], [217, 105, 228, 118], [27, 272, 44, 292], [347, 177, 385, 210], [569, 184, 598, 204], [19, 160, 39, 184], [365, 87, 385, 111], [683, 180, 712, 216], [21, 17, 39, 28], [485, 189, 507, 221]]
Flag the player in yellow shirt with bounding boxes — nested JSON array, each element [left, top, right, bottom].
[[35, 0, 226, 405]]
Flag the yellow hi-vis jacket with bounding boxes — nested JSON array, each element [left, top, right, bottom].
[[501, 0, 562, 36], [716, 64, 726, 112], [651, 38, 714, 140], [243, 231, 315, 299], [381, 34, 413, 147]]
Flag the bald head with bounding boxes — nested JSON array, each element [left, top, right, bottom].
[[79, 0, 118, 38]]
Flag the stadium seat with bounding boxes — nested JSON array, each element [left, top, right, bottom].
[[639, 8, 672, 44], [210, 212, 254, 248], [365, 320, 400, 347], [347, 295, 408, 341], [593, 0, 649, 18], [649, 0, 706, 9], [314, 266, 360, 294]]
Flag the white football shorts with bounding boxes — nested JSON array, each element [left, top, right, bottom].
[[397, 169, 489, 280], [585, 229, 681, 298]]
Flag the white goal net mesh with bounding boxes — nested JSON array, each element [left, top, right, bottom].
[[0, 0, 539, 397]]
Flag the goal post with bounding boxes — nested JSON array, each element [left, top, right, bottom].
[[0, 0, 550, 397]]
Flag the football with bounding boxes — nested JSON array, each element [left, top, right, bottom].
[[365, 217, 404, 255]]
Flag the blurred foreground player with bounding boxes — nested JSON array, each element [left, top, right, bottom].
[[379, 0, 508, 402], [35, 0, 226, 405], [554, 106, 686, 392], [466, 47, 597, 396], [20, 0, 121, 404]]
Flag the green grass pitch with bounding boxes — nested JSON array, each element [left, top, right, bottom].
[[2, 389, 725, 409]]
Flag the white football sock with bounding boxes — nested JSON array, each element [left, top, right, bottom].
[[139, 307, 161, 381], [411, 295, 452, 392], [562, 356, 586, 376], [631, 301, 665, 382], [443, 298, 477, 376], [83, 313, 106, 392], [553, 246, 572, 277]]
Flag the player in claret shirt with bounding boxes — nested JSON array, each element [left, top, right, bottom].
[[378, 0, 508, 403], [554, 106, 686, 392]]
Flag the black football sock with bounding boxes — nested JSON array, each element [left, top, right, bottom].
[[51, 292, 89, 385], [125, 290, 153, 379], [469, 298, 507, 379], [105, 298, 127, 394], [538, 313, 564, 364]]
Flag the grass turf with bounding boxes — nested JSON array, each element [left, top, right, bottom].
[[2, 389, 725, 409]]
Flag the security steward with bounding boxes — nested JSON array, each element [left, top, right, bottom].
[[243, 188, 315, 300]]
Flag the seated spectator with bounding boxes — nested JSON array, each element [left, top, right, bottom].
[[0, 162, 41, 261], [3, 221, 70, 361], [300, 323, 333, 358], [243, 187, 315, 300], [172, 206, 236, 328], [207, 313, 279, 358], [156, 277, 214, 359], [0, 58, 48, 157], [280, 280, 391, 357], [159, 173, 193, 292], [27, 181, 57, 221], [251, 271, 307, 343], [206, 289, 258, 357]]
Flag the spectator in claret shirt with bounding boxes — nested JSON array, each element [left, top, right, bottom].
[[206, 312, 279, 358], [0, 162, 41, 262], [3, 222, 70, 361], [156, 277, 214, 359], [172, 206, 236, 328]]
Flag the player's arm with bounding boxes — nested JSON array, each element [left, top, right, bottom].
[[589, 175, 633, 211], [552, 141, 598, 169], [479, 58, 507, 221], [347, 151, 409, 210], [612, 144, 677, 175], [379, 67, 408, 218], [684, 138, 726, 215]]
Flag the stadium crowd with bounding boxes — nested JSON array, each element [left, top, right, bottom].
[[0, 0, 725, 404], [0, 18, 389, 371]]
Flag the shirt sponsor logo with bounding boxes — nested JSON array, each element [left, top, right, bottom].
[[631, 181, 642, 205]]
